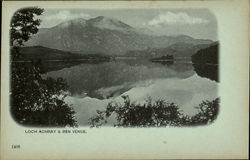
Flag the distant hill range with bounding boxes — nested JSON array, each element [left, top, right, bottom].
[[25, 16, 214, 56], [19, 46, 110, 61], [126, 42, 211, 58]]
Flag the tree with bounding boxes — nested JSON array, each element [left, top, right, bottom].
[[189, 98, 219, 126], [89, 96, 183, 127], [10, 7, 77, 127], [10, 7, 43, 47], [89, 96, 219, 127], [10, 7, 44, 59]]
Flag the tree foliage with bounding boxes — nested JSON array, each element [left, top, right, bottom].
[[189, 98, 219, 126], [10, 7, 77, 127], [10, 7, 43, 47], [89, 96, 219, 127]]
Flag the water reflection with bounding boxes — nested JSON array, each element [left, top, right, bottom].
[[46, 60, 196, 99], [192, 63, 219, 82], [44, 59, 218, 125], [64, 72, 218, 125]]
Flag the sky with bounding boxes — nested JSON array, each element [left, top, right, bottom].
[[38, 9, 217, 41]]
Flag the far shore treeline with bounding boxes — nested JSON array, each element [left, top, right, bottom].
[[16, 42, 219, 77]]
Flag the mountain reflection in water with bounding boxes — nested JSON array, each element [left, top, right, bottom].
[[44, 60, 218, 125], [45, 60, 196, 99]]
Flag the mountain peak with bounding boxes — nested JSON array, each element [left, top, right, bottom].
[[94, 16, 106, 20], [90, 16, 116, 22], [87, 16, 133, 31], [53, 18, 87, 28], [51, 16, 134, 32], [71, 18, 87, 22]]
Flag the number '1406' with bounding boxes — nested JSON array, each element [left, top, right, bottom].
[[12, 145, 20, 149]]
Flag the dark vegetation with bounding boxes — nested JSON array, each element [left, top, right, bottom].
[[18, 46, 110, 72], [19, 46, 111, 62], [192, 42, 218, 64], [151, 55, 174, 61], [191, 42, 219, 82], [152, 60, 174, 66], [10, 7, 77, 127], [151, 55, 174, 66], [19, 46, 82, 61], [89, 96, 219, 127]]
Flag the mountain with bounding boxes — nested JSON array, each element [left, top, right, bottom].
[[26, 16, 213, 56], [126, 42, 211, 58], [87, 16, 134, 32]]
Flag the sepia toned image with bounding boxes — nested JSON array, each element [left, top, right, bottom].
[[10, 7, 219, 127]]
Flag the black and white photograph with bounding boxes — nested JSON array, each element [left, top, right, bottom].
[[10, 7, 219, 127], [1, 1, 249, 159]]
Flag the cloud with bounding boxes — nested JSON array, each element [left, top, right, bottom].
[[44, 10, 90, 21], [148, 12, 209, 26]]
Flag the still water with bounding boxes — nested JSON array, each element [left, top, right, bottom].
[[45, 60, 218, 125]]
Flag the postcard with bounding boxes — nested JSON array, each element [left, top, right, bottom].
[[1, 0, 249, 159]]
